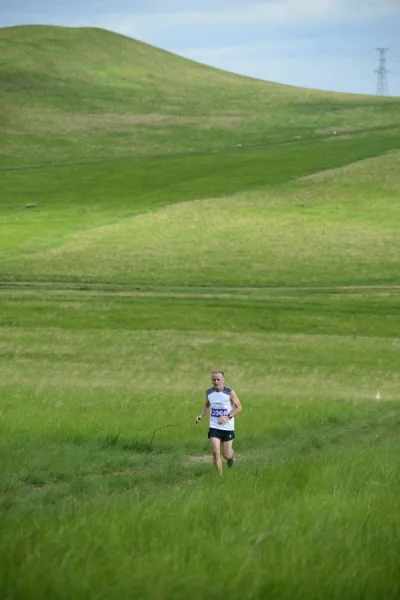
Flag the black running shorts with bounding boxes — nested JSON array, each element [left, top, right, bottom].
[[208, 428, 235, 442]]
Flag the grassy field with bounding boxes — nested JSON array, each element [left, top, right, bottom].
[[1, 287, 399, 599], [1, 24, 400, 600], [1, 146, 400, 287]]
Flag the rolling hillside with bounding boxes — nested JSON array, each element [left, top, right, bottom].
[[1, 25, 399, 166], [1, 24, 399, 288]]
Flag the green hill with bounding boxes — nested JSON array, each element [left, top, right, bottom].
[[1, 23, 400, 289], [1, 24, 400, 287], [1, 25, 399, 166]]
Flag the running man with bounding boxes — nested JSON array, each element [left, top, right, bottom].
[[195, 370, 242, 475]]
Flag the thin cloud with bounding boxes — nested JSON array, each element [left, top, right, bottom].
[[95, 0, 400, 33], [75, 0, 400, 46], [2, 0, 400, 30]]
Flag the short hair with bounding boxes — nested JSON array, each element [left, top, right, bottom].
[[211, 370, 224, 377]]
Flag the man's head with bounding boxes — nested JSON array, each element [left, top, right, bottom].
[[211, 370, 225, 391]]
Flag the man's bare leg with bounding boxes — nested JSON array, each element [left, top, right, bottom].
[[210, 437, 223, 475]]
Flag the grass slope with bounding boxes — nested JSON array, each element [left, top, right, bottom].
[[1, 25, 400, 166], [1, 148, 399, 286]]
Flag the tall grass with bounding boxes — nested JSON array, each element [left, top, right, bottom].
[[0, 284, 399, 598], [1, 442, 400, 600]]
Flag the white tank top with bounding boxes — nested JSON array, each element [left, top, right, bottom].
[[207, 386, 235, 431]]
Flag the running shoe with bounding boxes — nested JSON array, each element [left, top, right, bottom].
[[227, 453, 235, 468]]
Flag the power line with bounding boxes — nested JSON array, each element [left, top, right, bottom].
[[375, 48, 389, 96]]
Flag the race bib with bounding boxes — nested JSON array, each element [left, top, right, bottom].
[[211, 408, 229, 418]]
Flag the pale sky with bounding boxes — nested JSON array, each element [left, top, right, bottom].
[[1, 0, 400, 96]]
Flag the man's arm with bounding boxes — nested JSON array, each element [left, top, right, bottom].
[[218, 390, 242, 425], [195, 398, 210, 424], [229, 390, 242, 417]]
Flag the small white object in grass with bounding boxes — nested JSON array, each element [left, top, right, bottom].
[[333, 131, 337, 135], [376, 391, 381, 401]]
